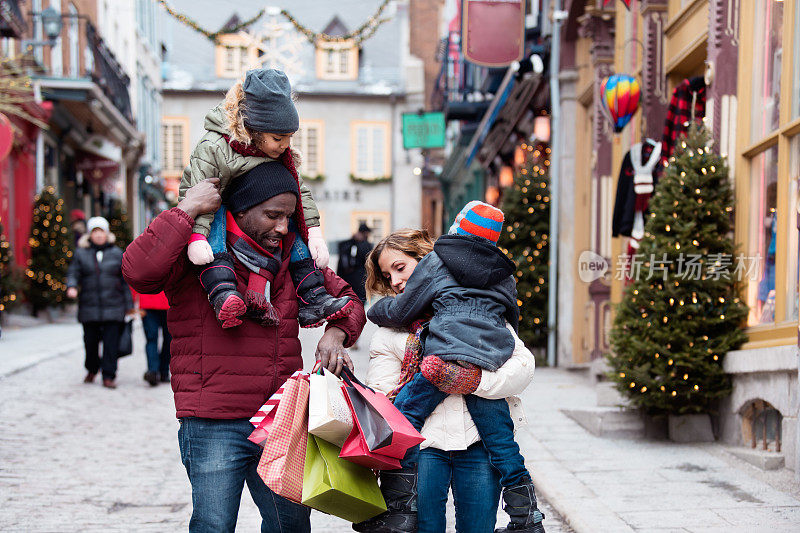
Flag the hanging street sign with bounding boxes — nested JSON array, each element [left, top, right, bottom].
[[402, 112, 446, 149], [462, 0, 525, 67]]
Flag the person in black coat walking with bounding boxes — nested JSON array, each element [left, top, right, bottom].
[[337, 223, 373, 303], [66, 216, 133, 389]]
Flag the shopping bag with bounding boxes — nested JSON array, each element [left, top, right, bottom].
[[248, 370, 305, 446], [340, 367, 424, 459], [339, 426, 402, 470], [302, 435, 387, 523], [256, 374, 310, 503], [309, 366, 354, 447], [117, 318, 133, 358]]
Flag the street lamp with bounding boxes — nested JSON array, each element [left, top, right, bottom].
[[22, 6, 63, 50], [41, 7, 63, 42]]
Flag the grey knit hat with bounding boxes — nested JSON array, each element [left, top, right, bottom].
[[242, 69, 299, 134]]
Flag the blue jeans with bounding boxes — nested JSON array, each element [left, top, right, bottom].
[[393, 373, 529, 486], [417, 442, 502, 533], [208, 206, 310, 263], [178, 417, 311, 533], [141, 309, 171, 375]]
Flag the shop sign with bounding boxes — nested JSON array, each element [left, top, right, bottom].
[[402, 112, 446, 149], [462, 0, 525, 67]]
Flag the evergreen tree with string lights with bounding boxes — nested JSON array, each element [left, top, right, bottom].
[[608, 126, 748, 415], [0, 215, 19, 313], [24, 187, 72, 314], [497, 143, 550, 350], [107, 200, 133, 249]]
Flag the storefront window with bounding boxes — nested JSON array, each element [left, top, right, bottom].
[[751, 0, 784, 143], [787, 137, 800, 321], [748, 145, 779, 325], [794, 0, 800, 119]]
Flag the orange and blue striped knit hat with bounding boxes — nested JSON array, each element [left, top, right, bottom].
[[448, 200, 505, 244]]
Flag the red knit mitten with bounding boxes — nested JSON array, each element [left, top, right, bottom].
[[420, 356, 482, 395]]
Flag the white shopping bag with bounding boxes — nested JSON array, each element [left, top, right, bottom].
[[308, 367, 354, 446]]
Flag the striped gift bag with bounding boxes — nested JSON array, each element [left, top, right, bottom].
[[256, 374, 310, 504], [248, 370, 305, 446]]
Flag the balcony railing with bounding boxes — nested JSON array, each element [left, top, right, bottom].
[[0, 0, 25, 38], [85, 22, 133, 123], [27, 12, 133, 125]]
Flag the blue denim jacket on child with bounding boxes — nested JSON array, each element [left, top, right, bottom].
[[367, 233, 519, 371]]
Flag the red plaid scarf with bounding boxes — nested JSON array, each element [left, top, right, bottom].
[[225, 210, 283, 325], [222, 135, 309, 242], [388, 319, 428, 401]]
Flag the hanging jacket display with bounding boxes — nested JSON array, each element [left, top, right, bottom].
[[612, 139, 662, 240], [662, 76, 706, 161]]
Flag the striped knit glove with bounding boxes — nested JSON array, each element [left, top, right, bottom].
[[420, 356, 482, 395]]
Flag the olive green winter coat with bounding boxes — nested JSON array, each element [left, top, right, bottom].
[[178, 103, 320, 237]]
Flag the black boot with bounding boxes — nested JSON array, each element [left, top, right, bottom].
[[198, 252, 246, 329], [353, 467, 417, 533], [291, 258, 354, 328], [495, 479, 546, 533]]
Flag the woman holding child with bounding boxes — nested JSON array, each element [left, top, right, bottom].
[[355, 201, 546, 533]]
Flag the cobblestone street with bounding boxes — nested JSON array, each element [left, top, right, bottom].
[[0, 321, 570, 532]]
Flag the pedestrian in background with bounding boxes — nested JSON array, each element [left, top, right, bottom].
[[66, 216, 133, 389], [337, 223, 373, 304], [135, 290, 171, 386], [70, 209, 87, 247]]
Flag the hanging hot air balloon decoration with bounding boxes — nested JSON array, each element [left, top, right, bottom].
[[600, 74, 641, 133]]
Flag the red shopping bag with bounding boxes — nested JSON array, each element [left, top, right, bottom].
[[256, 373, 310, 503], [339, 419, 402, 470], [248, 370, 305, 446], [340, 367, 424, 459]]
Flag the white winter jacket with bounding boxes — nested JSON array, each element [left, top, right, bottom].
[[365, 324, 535, 451]]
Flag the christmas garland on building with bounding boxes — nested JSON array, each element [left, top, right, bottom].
[[157, 0, 265, 42], [281, 0, 393, 45], [159, 0, 392, 46]]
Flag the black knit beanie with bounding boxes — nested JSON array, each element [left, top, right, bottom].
[[242, 68, 299, 134], [224, 161, 299, 214]]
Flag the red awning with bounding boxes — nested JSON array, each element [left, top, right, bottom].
[[76, 152, 119, 183]]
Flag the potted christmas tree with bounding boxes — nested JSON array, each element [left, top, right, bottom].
[[607, 126, 748, 441]]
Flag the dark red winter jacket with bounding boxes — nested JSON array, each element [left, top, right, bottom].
[[121, 208, 365, 419]]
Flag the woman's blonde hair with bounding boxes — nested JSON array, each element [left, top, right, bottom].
[[365, 228, 434, 299]]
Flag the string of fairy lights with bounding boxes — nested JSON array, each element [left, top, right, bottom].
[[0, 55, 48, 130], [158, 0, 393, 46], [0, 216, 14, 312]]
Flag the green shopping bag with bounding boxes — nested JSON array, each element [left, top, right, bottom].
[[301, 434, 387, 523]]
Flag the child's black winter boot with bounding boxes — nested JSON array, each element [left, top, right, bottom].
[[198, 252, 247, 328], [495, 478, 546, 533], [291, 258, 354, 328]]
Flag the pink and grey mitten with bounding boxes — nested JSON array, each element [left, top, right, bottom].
[[420, 355, 482, 395]]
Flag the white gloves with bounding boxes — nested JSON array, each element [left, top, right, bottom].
[[307, 226, 330, 269], [188, 239, 214, 265]]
